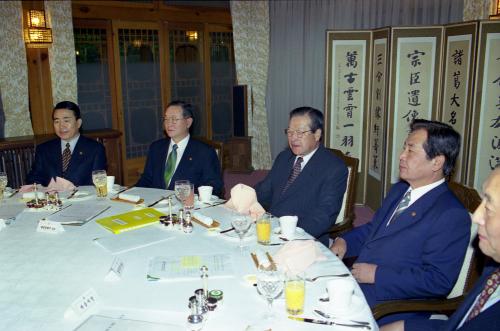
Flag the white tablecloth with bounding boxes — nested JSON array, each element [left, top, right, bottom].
[[0, 186, 377, 331]]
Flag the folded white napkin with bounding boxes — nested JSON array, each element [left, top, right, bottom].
[[274, 240, 327, 275], [225, 184, 265, 219], [192, 212, 213, 226], [22, 192, 45, 199], [118, 193, 141, 203]]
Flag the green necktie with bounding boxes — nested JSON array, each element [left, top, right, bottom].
[[164, 144, 178, 188]]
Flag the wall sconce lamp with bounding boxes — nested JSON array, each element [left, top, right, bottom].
[[24, 9, 53, 47], [186, 31, 198, 41]]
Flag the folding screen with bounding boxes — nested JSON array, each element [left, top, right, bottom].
[[324, 31, 372, 203], [468, 20, 500, 190]]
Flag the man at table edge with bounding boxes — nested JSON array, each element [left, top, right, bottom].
[[381, 166, 500, 331], [330, 119, 470, 325], [136, 100, 223, 196], [255, 106, 348, 246], [26, 100, 107, 187]]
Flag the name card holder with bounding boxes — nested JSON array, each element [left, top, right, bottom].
[[105, 257, 124, 281], [37, 219, 65, 234], [0, 219, 6, 232], [64, 288, 100, 319]]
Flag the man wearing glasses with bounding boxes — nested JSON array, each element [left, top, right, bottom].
[[255, 106, 348, 246], [136, 100, 223, 196]]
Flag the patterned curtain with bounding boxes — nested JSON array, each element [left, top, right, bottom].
[[230, 0, 272, 170], [463, 0, 495, 20], [0, 1, 33, 137], [45, 0, 78, 104]]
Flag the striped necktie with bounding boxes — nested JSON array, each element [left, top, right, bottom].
[[164, 144, 178, 188], [282, 157, 303, 194], [466, 268, 500, 321], [387, 190, 411, 225], [62, 143, 71, 173]]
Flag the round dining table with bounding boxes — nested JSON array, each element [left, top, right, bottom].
[[0, 186, 378, 331]]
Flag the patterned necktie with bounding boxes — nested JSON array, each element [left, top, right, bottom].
[[466, 268, 500, 321], [164, 144, 178, 188], [62, 143, 71, 173], [388, 190, 411, 225], [282, 157, 303, 194]]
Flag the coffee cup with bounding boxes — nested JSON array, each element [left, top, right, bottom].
[[279, 215, 298, 239], [327, 278, 355, 309], [198, 186, 213, 203]]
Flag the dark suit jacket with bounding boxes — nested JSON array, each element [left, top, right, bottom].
[[255, 145, 348, 246], [342, 181, 470, 310], [405, 264, 500, 331], [136, 137, 223, 196], [26, 135, 107, 186]]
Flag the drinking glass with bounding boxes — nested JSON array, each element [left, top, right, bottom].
[[92, 170, 108, 199], [231, 215, 252, 253], [175, 180, 194, 210], [285, 272, 305, 315], [256, 213, 272, 245], [256, 263, 283, 319], [0, 172, 7, 201]]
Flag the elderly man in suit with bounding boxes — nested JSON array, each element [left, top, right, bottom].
[[255, 106, 348, 246], [136, 100, 223, 196], [330, 119, 470, 325], [26, 101, 107, 186], [381, 166, 500, 331]]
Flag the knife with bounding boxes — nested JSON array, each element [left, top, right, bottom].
[[66, 189, 78, 199], [288, 316, 371, 329]]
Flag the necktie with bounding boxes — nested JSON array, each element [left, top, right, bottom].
[[466, 268, 500, 321], [164, 144, 178, 188], [62, 143, 71, 173], [282, 157, 303, 194], [388, 190, 411, 225]]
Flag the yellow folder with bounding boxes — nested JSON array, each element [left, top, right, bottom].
[[96, 208, 165, 234]]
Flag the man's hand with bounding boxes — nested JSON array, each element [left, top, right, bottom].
[[351, 263, 377, 283], [330, 237, 347, 259]]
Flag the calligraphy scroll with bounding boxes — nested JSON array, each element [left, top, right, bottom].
[[441, 22, 477, 182], [325, 31, 371, 203], [385, 27, 442, 192], [469, 21, 500, 190]]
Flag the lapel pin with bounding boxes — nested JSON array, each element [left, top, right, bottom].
[[411, 211, 416, 217], [79, 151, 83, 155], [189, 157, 192, 161]]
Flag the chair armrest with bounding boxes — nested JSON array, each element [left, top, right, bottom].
[[372, 296, 465, 320]]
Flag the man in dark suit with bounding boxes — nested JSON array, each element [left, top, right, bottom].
[[26, 101, 107, 186], [381, 166, 500, 331], [255, 106, 348, 246], [136, 100, 223, 196], [330, 119, 470, 325]]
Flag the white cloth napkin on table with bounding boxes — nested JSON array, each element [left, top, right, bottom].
[[224, 184, 265, 219], [192, 212, 213, 226], [118, 193, 141, 203]]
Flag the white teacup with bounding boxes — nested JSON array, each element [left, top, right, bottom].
[[106, 176, 115, 193], [327, 278, 355, 310], [198, 185, 213, 203], [279, 215, 298, 239]]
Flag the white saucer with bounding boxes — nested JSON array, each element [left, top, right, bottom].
[[318, 294, 365, 317], [61, 191, 95, 202], [273, 226, 306, 239], [195, 195, 219, 203], [109, 185, 126, 194]]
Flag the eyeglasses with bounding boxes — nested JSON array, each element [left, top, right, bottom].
[[163, 117, 185, 124], [284, 129, 313, 138]]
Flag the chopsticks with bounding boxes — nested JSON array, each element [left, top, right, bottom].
[[66, 189, 78, 199], [266, 252, 277, 270], [7, 189, 19, 198], [250, 253, 259, 268]]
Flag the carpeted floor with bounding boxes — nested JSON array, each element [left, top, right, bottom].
[[223, 170, 375, 227]]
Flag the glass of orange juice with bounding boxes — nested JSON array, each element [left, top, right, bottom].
[[256, 213, 272, 245], [285, 272, 305, 315]]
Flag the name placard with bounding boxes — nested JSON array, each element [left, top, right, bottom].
[[105, 257, 124, 281], [0, 219, 6, 232], [37, 219, 65, 234], [65, 288, 99, 319]]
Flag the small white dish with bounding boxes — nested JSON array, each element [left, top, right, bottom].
[[273, 226, 305, 237], [110, 184, 125, 193], [62, 191, 94, 201], [318, 294, 364, 317]]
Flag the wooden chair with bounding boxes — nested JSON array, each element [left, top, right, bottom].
[[327, 148, 359, 237], [372, 181, 483, 320]]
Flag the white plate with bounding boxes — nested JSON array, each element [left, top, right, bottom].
[[273, 226, 306, 238], [62, 191, 95, 202], [109, 185, 126, 194], [318, 294, 365, 317]]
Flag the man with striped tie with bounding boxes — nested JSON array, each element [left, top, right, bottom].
[[255, 106, 348, 246], [136, 101, 223, 196], [330, 119, 470, 325], [26, 101, 107, 186]]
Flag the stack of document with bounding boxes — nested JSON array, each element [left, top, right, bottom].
[[47, 204, 110, 225]]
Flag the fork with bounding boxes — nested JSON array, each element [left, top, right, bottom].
[[305, 273, 350, 282], [314, 309, 369, 325]]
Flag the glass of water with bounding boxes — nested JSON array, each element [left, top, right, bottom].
[[92, 170, 107, 199], [256, 263, 283, 320]]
